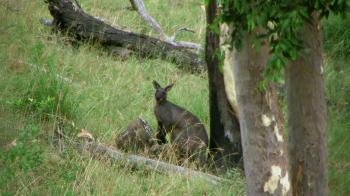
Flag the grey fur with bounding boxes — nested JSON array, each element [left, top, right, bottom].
[[152, 80, 208, 163]]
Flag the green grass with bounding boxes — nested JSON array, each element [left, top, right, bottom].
[[1, 0, 350, 195], [324, 14, 350, 196], [0, 0, 245, 195]]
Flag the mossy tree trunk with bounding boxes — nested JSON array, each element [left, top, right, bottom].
[[286, 12, 328, 196]]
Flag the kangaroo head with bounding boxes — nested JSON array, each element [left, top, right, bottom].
[[152, 80, 174, 103]]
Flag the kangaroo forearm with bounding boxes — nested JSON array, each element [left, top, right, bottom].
[[156, 124, 167, 144]]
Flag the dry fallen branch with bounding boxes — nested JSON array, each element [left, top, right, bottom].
[[129, 0, 203, 50], [55, 128, 229, 186], [44, 0, 205, 72], [78, 141, 229, 186]]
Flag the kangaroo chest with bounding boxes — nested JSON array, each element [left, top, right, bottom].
[[154, 102, 188, 130]]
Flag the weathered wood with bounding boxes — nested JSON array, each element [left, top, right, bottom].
[[129, 0, 202, 50], [115, 118, 156, 152], [78, 141, 229, 186], [45, 0, 205, 72]]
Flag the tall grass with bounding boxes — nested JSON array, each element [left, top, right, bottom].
[[323, 14, 350, 196], [1, 0, 350, 195], [0, 0, 245, 195]]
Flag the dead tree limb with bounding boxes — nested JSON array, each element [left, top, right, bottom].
[[54, 127, 228, 186], [44, 0, 205, 72], [78, 141, 229, 186], [129, 0, 166, 40], [129, 0, 203, 50]]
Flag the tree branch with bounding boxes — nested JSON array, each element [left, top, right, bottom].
[[44, 0, 205, 72], [78, 141, 229, 186], [171, 27, 195, 41], [130, 0, 167, 40], [129, 0, 203, 50], [53, 128, 227, 186]]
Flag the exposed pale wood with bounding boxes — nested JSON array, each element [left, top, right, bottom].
[[205, 0, 242, 169]]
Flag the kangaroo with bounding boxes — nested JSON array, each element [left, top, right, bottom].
[[152, 80, 208, 163]]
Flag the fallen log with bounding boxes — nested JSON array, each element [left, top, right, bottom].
[[56, 127, 229, 186], [78, 141, 229, 186], [44, 0, 205, 72]]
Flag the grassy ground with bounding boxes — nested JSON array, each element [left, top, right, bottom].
[[324, 14, 350, 196], [0, 0, 349, 195], [0, 0, 245, 195]]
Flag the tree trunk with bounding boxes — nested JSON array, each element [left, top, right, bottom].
[[232, 30, 291, 195], [286, 13, 328, 196], [45, 0, 204, 72], [205, 0, 242, 169]]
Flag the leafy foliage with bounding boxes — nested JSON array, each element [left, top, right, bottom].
[[214, 0, 350, 82]]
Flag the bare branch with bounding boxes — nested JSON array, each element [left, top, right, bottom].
[[45, 0, 205, 71], [54, 128, 227, 185], [130, 0, 167, 40], [170, 27, 195, 42], [129, 0, 203, 51], [79, 141, 229, 185], [173, 41, 203, 50], [73, 0, 82, 10]]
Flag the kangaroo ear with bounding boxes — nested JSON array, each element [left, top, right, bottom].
[[165, 83, 174, 92], [152, 80, 161, 89]]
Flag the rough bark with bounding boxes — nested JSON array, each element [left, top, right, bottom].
[[205, 0, 242, 170], [232, 30, 291, 195], [286, 13, 328, 196], [45, 0, 205, 72]]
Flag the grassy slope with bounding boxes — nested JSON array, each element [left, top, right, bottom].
[[0, 0, 349, 195], [0, 0, 245, 195], [324, 15, 350, 196]]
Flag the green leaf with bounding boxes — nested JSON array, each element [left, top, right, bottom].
[[280, 55, 290, 67], [290, 48, 297, 60], [299, 8, 311, 22], [248, 20, 255, 33], [315, 0, 320, 9], [209, 24, 221, 35], [204, 0, 210, 7], [276, 58, 282, 68], [219, 63, 224, 73], [234, 0, 241, 12]]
